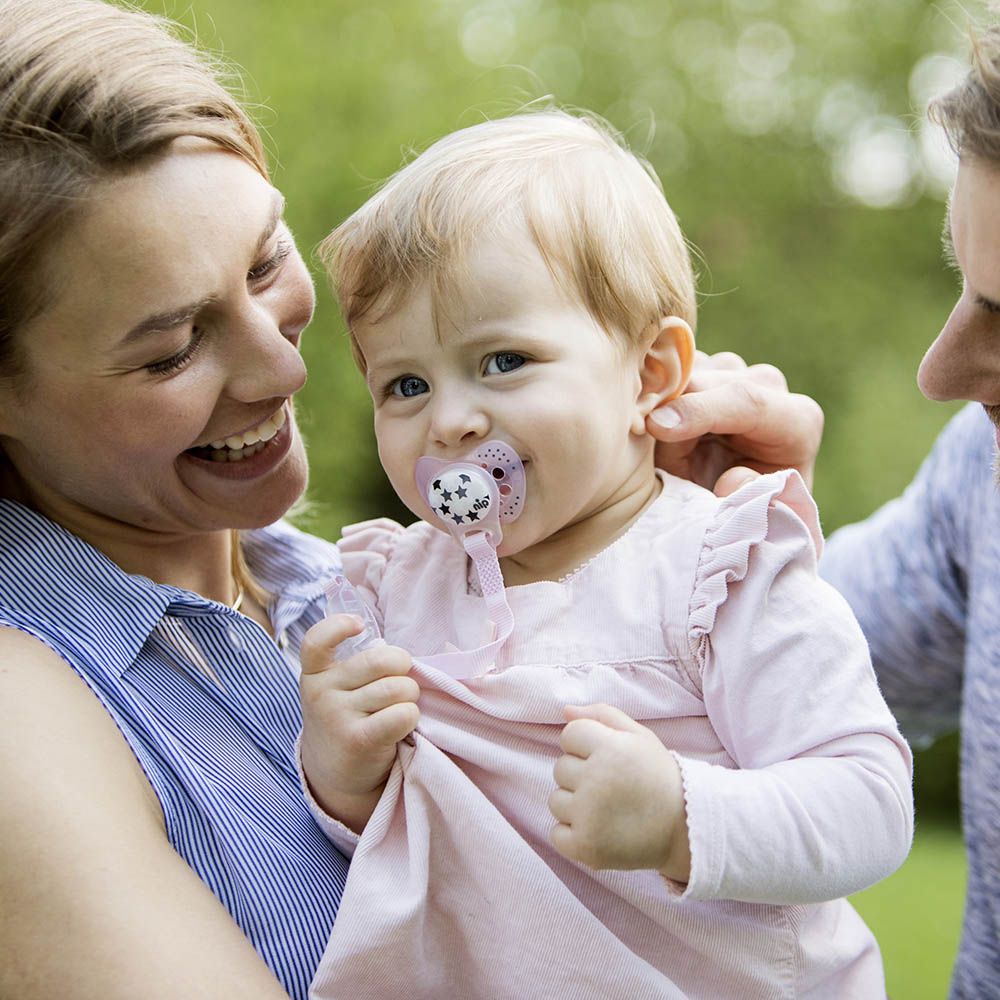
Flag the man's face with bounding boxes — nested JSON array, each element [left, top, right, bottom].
[[920, 158, 1000, 446]]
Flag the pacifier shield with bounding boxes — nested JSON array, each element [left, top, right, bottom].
[[414, 439, 526, 548], [467, 441, 526, 522], [426, 467, 495, 529]]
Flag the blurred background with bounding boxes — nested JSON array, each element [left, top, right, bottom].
[[141, 0, 971, 993]]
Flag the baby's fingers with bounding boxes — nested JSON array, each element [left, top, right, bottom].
[[353, 674, 421, 715], [548, 786, 575, 824], [362, 701, 420, 748], [553, 753, 586, 791], [300, 614, 365, 674], [549, 822, 589, 866]]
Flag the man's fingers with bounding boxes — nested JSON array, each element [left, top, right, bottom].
[[648, 380, 767, 439], [649, 383, 823, 459], [693, 349, 748, 372], [712, 465, 761, 497]]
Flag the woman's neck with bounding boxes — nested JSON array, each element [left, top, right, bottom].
[[499, 464, 662, 588], [12, 486, 238, 604]]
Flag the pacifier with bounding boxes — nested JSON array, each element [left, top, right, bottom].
[[409, 440, 526, 680], [414, 440, 526, 548]]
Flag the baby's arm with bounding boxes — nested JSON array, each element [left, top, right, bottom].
[[676, 482, 913, 904], [549, 704, 691, 882], [299, 613, 419, 834]]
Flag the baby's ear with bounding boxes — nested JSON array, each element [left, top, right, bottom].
[[633, 317, 694, 430]]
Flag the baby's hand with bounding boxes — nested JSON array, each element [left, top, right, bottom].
[[549, 704, 691, 881], [299, 614, 419, 831]]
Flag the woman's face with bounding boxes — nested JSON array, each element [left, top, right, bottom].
[[0, 139, 315, 540]]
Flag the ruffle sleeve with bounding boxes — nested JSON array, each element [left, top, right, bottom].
[[673, 470, 912, 905], [336, 518, 406, 628], [687, 469, 822, 657]]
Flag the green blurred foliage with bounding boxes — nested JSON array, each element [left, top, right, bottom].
[[141, 0, 972, 816]]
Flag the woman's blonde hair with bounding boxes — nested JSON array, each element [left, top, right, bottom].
[[320, 110, 696, 366], [0, 0, 267, 376]]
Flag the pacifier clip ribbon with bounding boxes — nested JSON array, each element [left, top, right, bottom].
[[413, 440, 525, 680]]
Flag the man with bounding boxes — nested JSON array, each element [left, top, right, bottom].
[[649, 25, 1000, 998]]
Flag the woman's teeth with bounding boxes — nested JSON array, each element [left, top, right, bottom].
[[198, 407, 287, 463]]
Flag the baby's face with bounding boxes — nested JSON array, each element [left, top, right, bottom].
[[354, 224, 655, 564]]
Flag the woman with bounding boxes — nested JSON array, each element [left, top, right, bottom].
[[0, 2, 814, 997], [0, 2, 348, 996]]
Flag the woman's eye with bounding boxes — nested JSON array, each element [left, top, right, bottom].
[[145, 329, 205, 376], [484, 352, 526, 375], [390, 375, 429, 398], [248, 239, 292, 283]]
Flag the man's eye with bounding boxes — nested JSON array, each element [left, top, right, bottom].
[[390, 375, 429, 398], [484, 352, 526, 375]]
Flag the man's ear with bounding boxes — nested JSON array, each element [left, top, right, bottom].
[[633, 316, 694, 432]]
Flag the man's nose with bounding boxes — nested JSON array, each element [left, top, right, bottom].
[[918, 297, 999, 405]]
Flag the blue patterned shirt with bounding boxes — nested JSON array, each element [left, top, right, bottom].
[[0, 501, 349, 999], [822, 403, 996, 999]]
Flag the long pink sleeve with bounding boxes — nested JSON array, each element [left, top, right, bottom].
[[679, 478, 913, 903]]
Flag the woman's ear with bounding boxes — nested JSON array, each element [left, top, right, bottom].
[[633, 316, 694, 431]]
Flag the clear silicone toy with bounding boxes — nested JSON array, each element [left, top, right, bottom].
[[323, 574, 384, 659]]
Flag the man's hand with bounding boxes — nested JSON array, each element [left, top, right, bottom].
[[299, 614, 419, 832], [548, 704, 691, 883], [648, 351, 824, 496]]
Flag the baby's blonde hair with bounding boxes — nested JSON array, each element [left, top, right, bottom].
[[320, 109, 696, 365]]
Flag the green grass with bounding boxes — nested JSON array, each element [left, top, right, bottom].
[[852, 822, 966, 999]]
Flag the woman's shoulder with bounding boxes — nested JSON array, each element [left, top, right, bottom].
[[0, 623, 165, 837]]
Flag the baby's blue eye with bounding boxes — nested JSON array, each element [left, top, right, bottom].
[[485, 352, 526, 375], [391, 375, 429, 398]]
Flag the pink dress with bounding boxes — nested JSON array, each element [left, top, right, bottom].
[[307, 471, 913, 999]]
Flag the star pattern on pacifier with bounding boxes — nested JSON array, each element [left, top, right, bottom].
[[429, 468, 493, 527]]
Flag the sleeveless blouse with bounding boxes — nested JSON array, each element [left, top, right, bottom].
[[0, 500, 348, 1000]]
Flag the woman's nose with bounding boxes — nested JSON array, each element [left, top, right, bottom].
[[226, 305, 308, 402]]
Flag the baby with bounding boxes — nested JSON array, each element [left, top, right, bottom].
[[300, 110, 912, 999]]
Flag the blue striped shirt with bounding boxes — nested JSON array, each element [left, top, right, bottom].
[[0, 500, 349, 999]]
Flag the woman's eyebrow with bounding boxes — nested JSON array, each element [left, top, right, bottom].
[[252, 192, 286, 259], [122, 296, 217, 346], [121, 192, 286, 347]]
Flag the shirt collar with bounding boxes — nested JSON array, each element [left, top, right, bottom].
[[0, 501, 341, 676]]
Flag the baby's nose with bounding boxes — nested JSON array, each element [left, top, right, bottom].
[[429, 395, 491, 448]]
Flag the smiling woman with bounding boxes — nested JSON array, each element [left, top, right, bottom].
[[0, 2, 359, 998], [3, 144, 313, 542]]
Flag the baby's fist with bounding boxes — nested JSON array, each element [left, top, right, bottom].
[[548, 704, 690, 881]]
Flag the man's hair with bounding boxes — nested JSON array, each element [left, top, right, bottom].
[[930, 12, 1000, 163], [320, 109, 696, 366]]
